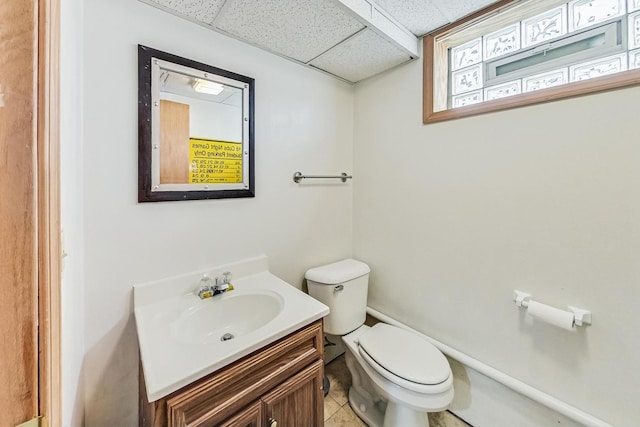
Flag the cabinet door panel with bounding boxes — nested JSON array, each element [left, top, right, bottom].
[[219, 401, 262, 427], [261, 360, 324, 427]]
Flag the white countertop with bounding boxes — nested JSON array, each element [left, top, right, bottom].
[[133, 255, 329, 402]]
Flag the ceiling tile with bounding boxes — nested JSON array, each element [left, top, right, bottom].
[[144, 0, 227, 24], [214, 0, 365, 63], [372, 0, 449, 36], [309, 29, 412, 82], [433, 0, 499, 23]]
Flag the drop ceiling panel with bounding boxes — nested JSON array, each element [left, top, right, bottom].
[[214, 0, 366, 63], [143, 0, 227, 24], [432, 0, 499, 23], [372, 0, 449, 36], [310, 28, 411, 82], [139, 0, 501, 83]]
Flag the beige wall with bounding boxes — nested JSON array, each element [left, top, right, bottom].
[[79, 0, 353, 424], [353, 56, 640, 426]]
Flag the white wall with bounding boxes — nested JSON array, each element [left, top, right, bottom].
[[353, 55, 640, 425], [60, 0, 85, 424], [81, 0, 353, 424]]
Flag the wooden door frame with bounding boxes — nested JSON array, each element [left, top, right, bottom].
[[37, 0, 61, 425]]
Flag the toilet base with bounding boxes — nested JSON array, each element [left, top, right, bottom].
[[349, 387, 431, 427], [383, 401, 430, 427], [349, 386, 385, 427]]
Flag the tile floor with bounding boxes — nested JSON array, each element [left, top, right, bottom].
[[324, 355, 471, 427]]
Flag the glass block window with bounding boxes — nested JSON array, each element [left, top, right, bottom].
[[628, 49, 640, 68], [570, 53, 628, 80], [630, 11, 640, 49], [451, 38, 482, 71], [522, 6, 568, 47], [484, 24, 521, 60], [523, 68, 569, 91], [452, 90, 483, 108], [451, 65, 483, 95], [484, 80, 522, 100], [445, 0, 639, 110], [568, 0, 625, 31]]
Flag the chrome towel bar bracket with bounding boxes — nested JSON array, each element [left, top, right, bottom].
[[292, 171, 352, 183]]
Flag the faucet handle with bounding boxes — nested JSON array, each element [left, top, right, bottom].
[[216, 271, 232, 286], [196, 274, 214, 299], [199, 274, 213, 288], [222, 271, 232, 284]]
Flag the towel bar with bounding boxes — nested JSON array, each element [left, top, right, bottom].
[[292, 171, 352, 183]]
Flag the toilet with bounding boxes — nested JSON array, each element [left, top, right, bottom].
[[306, 259, 454, 427]]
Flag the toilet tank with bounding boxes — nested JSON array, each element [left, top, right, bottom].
[[305, 259, 370, 335]]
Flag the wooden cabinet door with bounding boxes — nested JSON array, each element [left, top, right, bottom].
[[219, 401, 262, 427], [261, 360, 324, 427]]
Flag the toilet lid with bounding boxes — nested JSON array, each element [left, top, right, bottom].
[[358, 323, 450, 386]]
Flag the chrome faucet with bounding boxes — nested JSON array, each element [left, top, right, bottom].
[[213, 271, 233, 294], [195, 272, 233, 299]]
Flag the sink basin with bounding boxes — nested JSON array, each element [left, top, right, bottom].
[[134, 255, 329, 401], [170, 291, 284, 344]]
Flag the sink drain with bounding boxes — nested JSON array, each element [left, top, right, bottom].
[[220, 333, 234, 342]]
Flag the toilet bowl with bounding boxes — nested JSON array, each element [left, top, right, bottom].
[[305, 259, 454, 427], [343, 324, 453, 427]]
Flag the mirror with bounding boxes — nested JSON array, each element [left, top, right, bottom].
[[138, 45, 255, 202]]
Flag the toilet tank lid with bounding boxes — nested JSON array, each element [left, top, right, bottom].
[[305, 259, 370, 285]]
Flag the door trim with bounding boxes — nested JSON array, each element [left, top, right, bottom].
[[37, 0, 61, 425]]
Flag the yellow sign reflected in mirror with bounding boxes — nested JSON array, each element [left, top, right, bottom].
[[189, 138, 243, 184]]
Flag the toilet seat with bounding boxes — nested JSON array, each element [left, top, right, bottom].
[[358, 323, 451, 393]]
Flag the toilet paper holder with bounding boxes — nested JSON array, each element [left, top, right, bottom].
[[513, 290, 592, 327]]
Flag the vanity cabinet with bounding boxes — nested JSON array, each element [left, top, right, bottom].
[[140, 320, 324, 427]]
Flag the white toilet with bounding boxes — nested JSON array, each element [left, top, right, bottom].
[[306, 259, 454, 427]]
